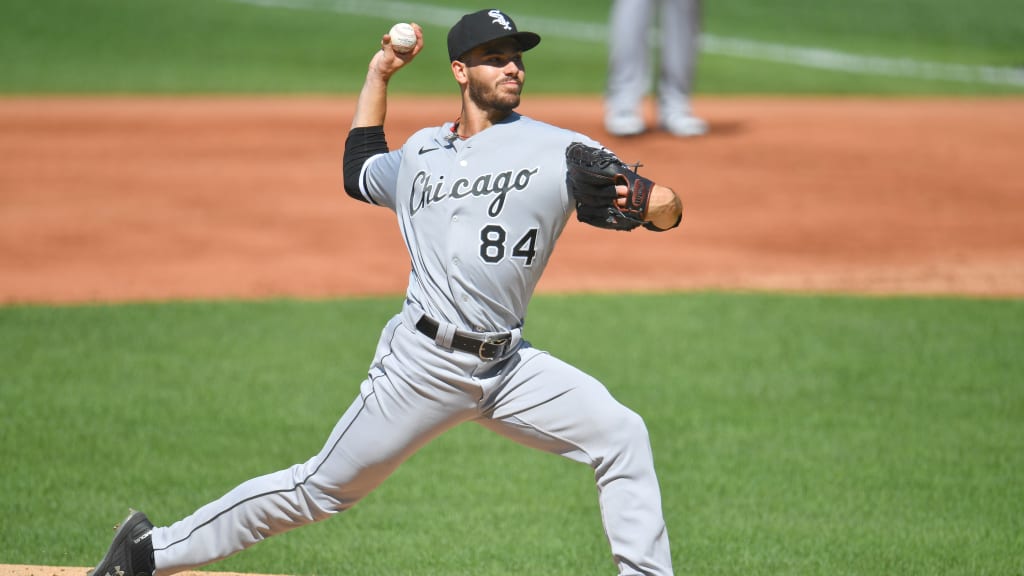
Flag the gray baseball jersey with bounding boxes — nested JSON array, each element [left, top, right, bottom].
[[357, 113, 591, 332], [149, 113, 674, 575]]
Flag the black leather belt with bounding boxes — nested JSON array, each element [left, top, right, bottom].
[[415, 316, 511, 361]]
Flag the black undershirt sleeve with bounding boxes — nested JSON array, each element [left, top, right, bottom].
[[343, 125, 388, 202]]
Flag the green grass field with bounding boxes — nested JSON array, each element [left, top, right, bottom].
[[2, 0, 1022, 94], [2, 0, 1024, 574], [1, 295, 1022, 575]]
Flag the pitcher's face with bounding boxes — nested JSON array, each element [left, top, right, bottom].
[[461, 38, 525, 114]]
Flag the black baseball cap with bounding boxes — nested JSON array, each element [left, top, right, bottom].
[[447, 9, 542, 62]]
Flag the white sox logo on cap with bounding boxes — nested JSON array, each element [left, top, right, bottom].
[[488, 10, 512, 31], [446, 8, 542, 61]]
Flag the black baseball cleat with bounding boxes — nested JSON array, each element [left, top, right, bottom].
[[89, 510, 156, 576]]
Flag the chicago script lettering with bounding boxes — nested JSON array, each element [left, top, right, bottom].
[[409, 167, 540, 217]]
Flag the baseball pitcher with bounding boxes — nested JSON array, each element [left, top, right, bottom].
[[89, 9, 683, 576]]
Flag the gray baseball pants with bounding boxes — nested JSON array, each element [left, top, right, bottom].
[[150, 303, 673, 575]]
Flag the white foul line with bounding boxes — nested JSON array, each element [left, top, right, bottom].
[[227, 0, 1024, 87]]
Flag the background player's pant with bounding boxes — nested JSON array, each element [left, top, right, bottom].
[[606, 0, 702, 119], [151, 308, 673, 576]]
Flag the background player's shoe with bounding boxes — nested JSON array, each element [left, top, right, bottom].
[[660, 112, 709, 137], [605, 113, 646, 137], [89, 510, 155, 576]]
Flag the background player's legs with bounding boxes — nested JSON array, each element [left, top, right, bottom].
[[475, 348, 673, 576], [657, 0, 699, 113], [605, 0, 655, 136], [151, 317, 480, 575], [657, 0, 707, 136]]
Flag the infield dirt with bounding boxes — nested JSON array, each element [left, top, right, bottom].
[[2, 94, 1023, 576], [2, 96, 1023, 305]]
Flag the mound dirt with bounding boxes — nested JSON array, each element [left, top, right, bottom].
[[0, 566, 283, 576]]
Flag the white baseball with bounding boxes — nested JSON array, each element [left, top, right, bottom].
[[388, 23, 416, 54]]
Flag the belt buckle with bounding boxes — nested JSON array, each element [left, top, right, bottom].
[[478, 337, 509, 361]]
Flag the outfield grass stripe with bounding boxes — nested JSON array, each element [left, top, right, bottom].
[[226, 0, 1024, 87], [701, 35, 1024, 87]]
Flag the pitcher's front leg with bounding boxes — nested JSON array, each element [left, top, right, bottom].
[[478, 350, 673, 576]]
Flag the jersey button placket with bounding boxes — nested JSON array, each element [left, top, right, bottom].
[[448, 213, 469, 306]]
